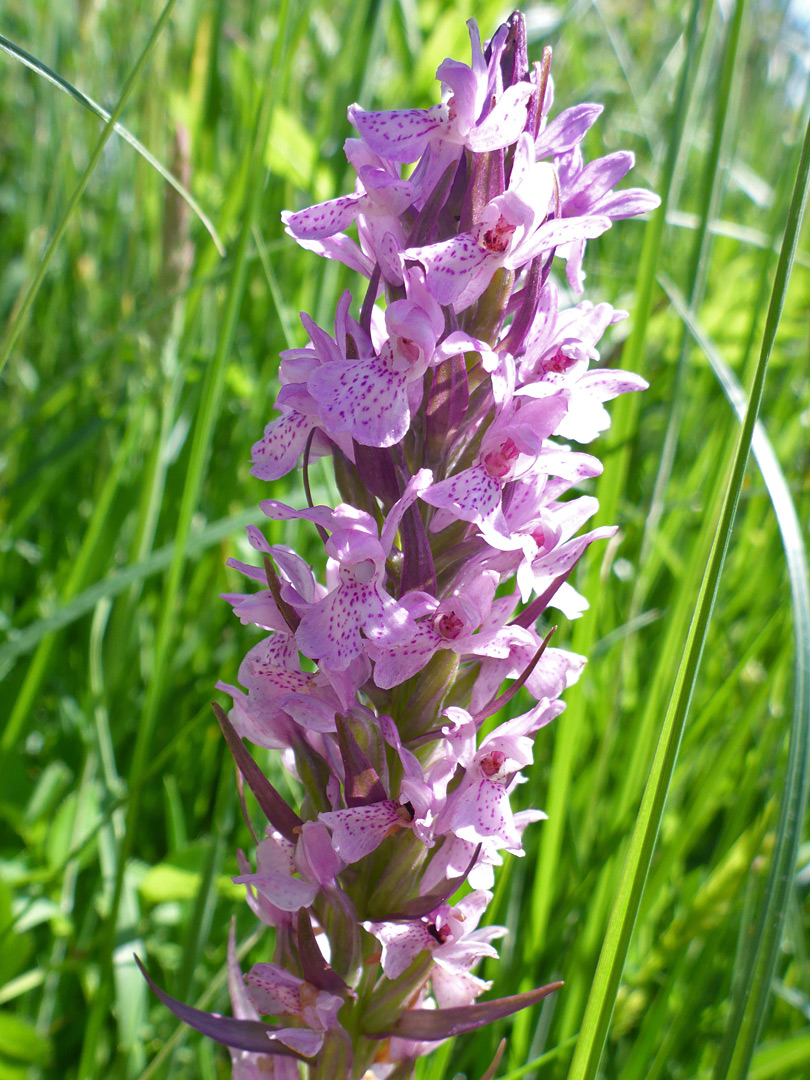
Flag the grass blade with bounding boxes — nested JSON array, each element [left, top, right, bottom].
[[0, 32, 224, 256], [0, 0, 181, 379], [527, 0, 708, 967], [0, 508, 263, 680], [0, 406, 145, 758], [101, 0, 296, 1025], [663, 276, 810, 1078], [564, 83, 810, 1080]]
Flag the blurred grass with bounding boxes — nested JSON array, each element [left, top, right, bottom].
[[1, 1, 809, 1079]]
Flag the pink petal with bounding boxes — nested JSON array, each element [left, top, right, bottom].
[[563, 151, 635, 212], [222, 591, 285, 630], [269, 1029, 325, 1056], [535, 449, 603, 482], [592, 187, 661, 219], [535, 103, 603, 158], [295, 821, 342, 885], [227, 927, 260, 1022], [291, 233, 375, 277], [251, 411, 317, 481], [363, 920, 435, 978], [281, 194, 362, 240], [447, 779, 518, 847], [404, 235, 490, 308], [245, 965, 303, 1017], [309, 356, 411, 447], [232, 872, 319, 912], [578, 368, 649, 400], [214, 682, 290, 751], [524, 648, 586, 700], [467, 82, 533, 152], [270, 549, 322, 605], [319, 801, 402, 862], [348, 104, 446, 162], [432, 966, 491, 1009], [260, 500, 335, 532], [421, 465, 502, 527], [529, 527, 616, 592], [296, 588, 362, 670], [371, 623, 441, 689], [565, 236, 586, 292], [276, 693, 337, 733], [513, 214, 612, 266], [378, 229, 404, 284], [435, 57, 481, 132]]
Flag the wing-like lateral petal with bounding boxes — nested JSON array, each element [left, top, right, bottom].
[[134, 956, 310, 1060], [363, 981, 563, 1039], [213, 703, 303, 841]]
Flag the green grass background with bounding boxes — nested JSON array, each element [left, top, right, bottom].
[[1, 0, 809, 1078]]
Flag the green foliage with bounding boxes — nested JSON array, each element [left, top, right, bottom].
[[0, 1, 808, 1079]]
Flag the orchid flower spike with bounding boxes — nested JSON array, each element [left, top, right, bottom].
[[141, 11, 659, 1079]]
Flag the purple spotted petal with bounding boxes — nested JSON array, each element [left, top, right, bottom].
[[370, 622, 441, 689], [281, 195, 363, 240], [362, 920, 435, 978], [251, 411, 317, 481], [535, 448, 603, 482], [404, 234, 490, 308], [511, 214, 612, 266], [310, 356, 411, 447], [565, 236, 587, 293], [319, 801, 403, 862], [361, 585, 416, 645], [245, 964, 304, 1017], [421, 465, 503, 530], [577, 369, 649, 400], [348, 104, 446, 162], [445, 778, 518, 847], [296, 587, 363, 670], [378, 229, 404, 284]]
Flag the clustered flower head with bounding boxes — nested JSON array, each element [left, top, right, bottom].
[[139, 12, 659, 1078]]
